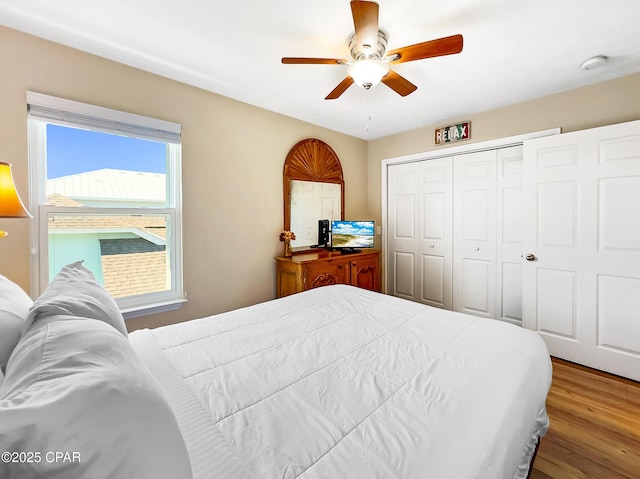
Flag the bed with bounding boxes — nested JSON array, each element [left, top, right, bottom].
[[0, 262, 552, 479]]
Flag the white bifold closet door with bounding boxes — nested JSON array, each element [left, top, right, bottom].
[[452, 146, 524, 324], [387, 157, 453, 309], [522, 119, 640, 381], [387, 145, 524, 324], [452, 150, 497, 319]]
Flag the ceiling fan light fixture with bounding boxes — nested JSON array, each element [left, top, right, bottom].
[[348, 59, 389, 89]]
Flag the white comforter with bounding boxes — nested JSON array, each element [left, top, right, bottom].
[[130, 285, 551, 479]]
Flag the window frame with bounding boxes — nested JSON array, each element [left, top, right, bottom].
[[27, 92, 185, 319]]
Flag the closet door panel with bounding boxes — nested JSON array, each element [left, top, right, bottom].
[[460, 258, 491, 315], [417, 160, 453, 309], [496, 146, 524, 325], [501, 262, 523, 322], [422, 254, 445, 305], [387, 158, 453, 309], [393, 251, 415, 298], [394, 194, 416, 239], [453, 150, 496, 318], [387, 163, 419, 301]]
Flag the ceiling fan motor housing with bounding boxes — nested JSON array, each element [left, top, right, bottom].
[[349, 29, 388, 60]]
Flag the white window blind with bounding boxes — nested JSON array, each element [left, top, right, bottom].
[[26, 91, 181, 144]]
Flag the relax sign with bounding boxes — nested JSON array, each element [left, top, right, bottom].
[[435, 121, 470, 145]]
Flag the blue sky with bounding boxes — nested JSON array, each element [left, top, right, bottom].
[[46, 124, 167, 179], [332, 220, 374, 236]]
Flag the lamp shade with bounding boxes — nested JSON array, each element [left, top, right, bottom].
[[347, 59, 390, 90], [0, 162, 31, 218]]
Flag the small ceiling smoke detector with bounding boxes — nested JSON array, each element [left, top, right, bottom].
[[580, 55, 608, 71]]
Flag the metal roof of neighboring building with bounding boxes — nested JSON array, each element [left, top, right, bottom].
[[47, 168, 165, 203]]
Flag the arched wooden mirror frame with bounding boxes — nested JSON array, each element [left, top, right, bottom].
[[283, 138, 345, 237]]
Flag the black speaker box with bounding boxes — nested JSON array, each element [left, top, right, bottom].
[[318, 219, 330, 247]]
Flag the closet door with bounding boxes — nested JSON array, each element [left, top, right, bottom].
[[496, 146, 524, 325], [387, 158, 453, 308], [453, 150, 497, 318], [523, 120, 640, 381]]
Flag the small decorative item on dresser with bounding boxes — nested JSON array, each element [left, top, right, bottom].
[[279, 230, 296, 257]]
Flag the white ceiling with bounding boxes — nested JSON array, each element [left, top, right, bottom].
[[2, 0, 639, 140]]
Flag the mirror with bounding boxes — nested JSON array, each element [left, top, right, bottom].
[[290, 180, 341, 247], [284, 139, 344, 249]]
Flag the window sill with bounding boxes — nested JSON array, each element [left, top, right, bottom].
[[122, 298, 187, 320]]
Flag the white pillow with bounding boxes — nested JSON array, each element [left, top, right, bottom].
[[22, 260, 127, 337], [0, 275, 33, 371], [0, 316, 193, 479]]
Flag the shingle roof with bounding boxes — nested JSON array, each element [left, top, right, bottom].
[[47, 211, 167, 240], [100, 243, 167, 298], [47, 193, 83, 207]]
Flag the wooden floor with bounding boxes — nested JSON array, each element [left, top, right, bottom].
[[530, 358, 640, 479]]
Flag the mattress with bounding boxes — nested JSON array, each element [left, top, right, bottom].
[[129, 285, 552, 479]]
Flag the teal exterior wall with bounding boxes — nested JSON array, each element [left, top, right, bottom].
[[48, 233, 105, 283]]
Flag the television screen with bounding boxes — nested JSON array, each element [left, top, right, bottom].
[[331, 220, 375, 249]]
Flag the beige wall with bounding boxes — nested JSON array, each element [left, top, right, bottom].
[[0, 26, 368, 331], [2, 24, 638, 331], [367, 73, 640, 233]]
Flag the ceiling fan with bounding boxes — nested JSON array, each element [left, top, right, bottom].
[[282, 0, 463, 100]]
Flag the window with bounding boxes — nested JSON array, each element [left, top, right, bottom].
[[27, 92, 184, 318]]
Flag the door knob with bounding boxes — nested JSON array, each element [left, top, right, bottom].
[[525, 254, 536, 262]]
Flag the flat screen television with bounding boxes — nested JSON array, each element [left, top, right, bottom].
[[330, 220, 375, 253]]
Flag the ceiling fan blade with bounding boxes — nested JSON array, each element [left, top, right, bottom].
[[381, 70, 418, 97], [325, 77, 355, 100], [388, 34, 463, 64], [282, 57, 346, 65], [351, 0, 379, 53]]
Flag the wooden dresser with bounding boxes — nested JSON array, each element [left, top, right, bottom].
[[275, 250, 380, 298]]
